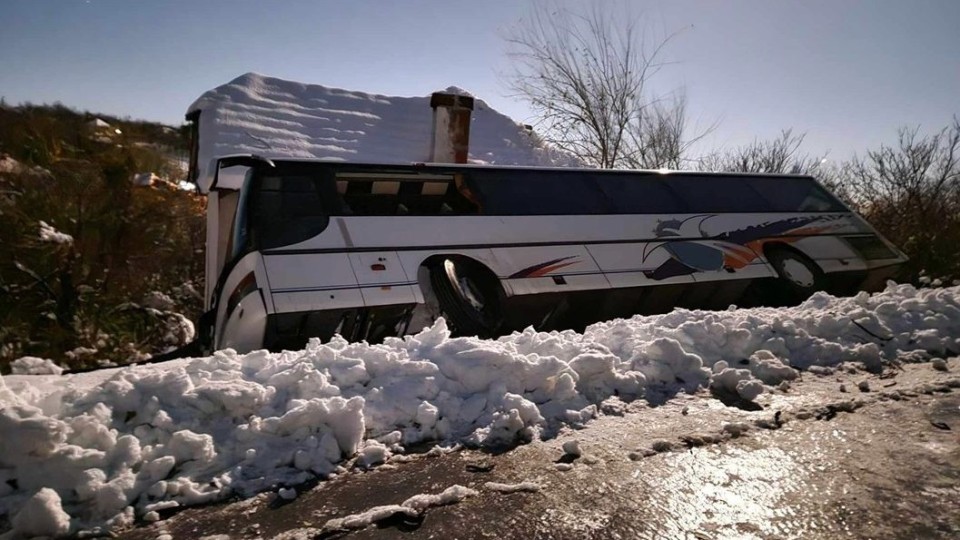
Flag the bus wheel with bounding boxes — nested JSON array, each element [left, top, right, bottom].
[[430, 258, 504, 337], [766, 247, 825, 299]]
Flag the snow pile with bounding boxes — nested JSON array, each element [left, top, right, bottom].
[[188, 73, 580, 192], [1, 283, 959, 534], [38, 220, 73, 244], [9, 356, 64, 376]]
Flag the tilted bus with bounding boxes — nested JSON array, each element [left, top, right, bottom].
[[197, 157, 907, 353]]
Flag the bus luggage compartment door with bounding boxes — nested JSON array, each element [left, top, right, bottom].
[[264, 253, 364, 313], [348, 252, 418, 306]]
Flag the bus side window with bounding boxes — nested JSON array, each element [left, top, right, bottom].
[[466, 169, 610, 215], [453, 174, 481, 213], [595, 176, 687, 214], [667, 176, 769, 213], [745, 177, 847, 213]]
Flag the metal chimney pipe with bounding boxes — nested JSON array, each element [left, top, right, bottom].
[[429, 92, 475, 164]]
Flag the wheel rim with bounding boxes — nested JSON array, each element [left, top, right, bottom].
[[445, 259, 486, 312], [781, 258, 815, 288], [458, 276, 486, 311]]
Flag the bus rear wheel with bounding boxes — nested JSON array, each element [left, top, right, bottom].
[[430, 258, 504, 338], [766, 247, 825, 300]]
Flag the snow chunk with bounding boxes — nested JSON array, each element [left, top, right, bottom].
[[484, 481, 541, 493], [38, 220, 73, 244], [712, 366, 765, 402], [132, 172, 161, 187], [561, 440, 582, 457], [12, 488, 72, 538], [402, 484, 477, 511], [322, 485, 477, 533], [10, 356, 64, 375]]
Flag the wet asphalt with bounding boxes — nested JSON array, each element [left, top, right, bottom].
[[123, 358, 960, 540]]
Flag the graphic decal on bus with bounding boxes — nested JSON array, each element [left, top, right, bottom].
[[509, 256, 581, 279], [643, 215, 846, 280]]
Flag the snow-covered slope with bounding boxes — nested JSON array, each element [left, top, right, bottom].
[[188, 73, 579, 191], [2, 283, 959, 535]]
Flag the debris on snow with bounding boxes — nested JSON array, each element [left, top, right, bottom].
[[932, 358, 948, 371], [858, 380, 871, 392], [554, 463, 573, 472], [278, 487, 297, 501]]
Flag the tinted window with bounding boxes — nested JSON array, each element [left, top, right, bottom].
[[251, 174, 335, 250], [467, 169, 610, 214], [667, 176, 770, 213], [594, 175, 688, 214], [745, 177, 847, 212]]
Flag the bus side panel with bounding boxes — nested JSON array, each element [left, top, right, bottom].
[[490, 245, 608, 295]]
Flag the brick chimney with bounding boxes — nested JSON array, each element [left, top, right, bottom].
[[429, 91, 475, 163]]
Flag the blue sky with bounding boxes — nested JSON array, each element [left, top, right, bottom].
[[1, 0, 957, 160]]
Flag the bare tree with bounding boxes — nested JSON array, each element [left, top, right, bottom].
[[504, 1, 703, 169], [845, 117, 960, 281], [698, 129, 826, 175], [622, 91, 713, 169]]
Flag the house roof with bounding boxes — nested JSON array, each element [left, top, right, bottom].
[[187, 73, 579, 192]]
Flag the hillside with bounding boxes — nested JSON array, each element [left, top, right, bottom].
[[0, 102, 205, 371]]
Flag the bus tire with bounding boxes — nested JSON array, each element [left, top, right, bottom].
[[430, 258, 504, 337], [766, 247, 825, 299]]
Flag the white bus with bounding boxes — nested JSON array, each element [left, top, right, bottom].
[[199, 157, 906, 353]]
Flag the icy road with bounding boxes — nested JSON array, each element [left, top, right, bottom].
[[2, 283, 959, 538]]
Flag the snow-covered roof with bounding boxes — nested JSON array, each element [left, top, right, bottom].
[[187, 73, 578, 191]]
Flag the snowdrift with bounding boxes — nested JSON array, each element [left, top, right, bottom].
[[2, 283, 959, 535]]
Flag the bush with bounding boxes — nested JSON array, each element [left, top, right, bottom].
[[0, 104, 204, 371]]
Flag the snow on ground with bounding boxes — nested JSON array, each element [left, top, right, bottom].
[[38, 220, 73, 245], [1, 283, 959, 536], [188, 73, 580, 191]]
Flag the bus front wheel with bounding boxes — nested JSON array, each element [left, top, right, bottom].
[[430, 258, 504, 338]]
